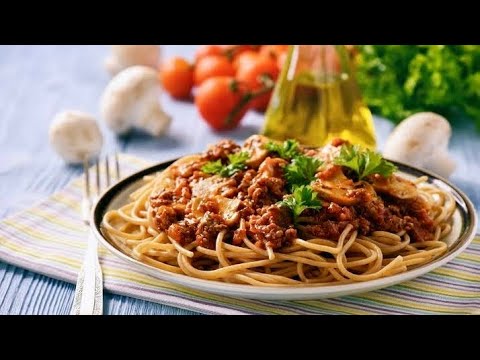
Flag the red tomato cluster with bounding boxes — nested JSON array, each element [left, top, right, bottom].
[[159, 45, 288, 131]]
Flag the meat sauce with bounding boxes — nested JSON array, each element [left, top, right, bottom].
[[150, 136, 435, 250]]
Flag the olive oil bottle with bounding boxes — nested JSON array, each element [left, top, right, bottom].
[[262, 45, 376, 149]]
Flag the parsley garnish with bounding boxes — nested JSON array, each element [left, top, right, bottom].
[[284, 155, 322, 191], [265, 139, 301, 160], [334, 144, 397, 180], [278, 185, 322, 223], [201, 151, 249, 177]]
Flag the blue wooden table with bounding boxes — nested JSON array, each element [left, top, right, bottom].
[[0, 45, 479, 315]]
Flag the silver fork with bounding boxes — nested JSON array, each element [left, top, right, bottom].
[[70, 153, 120, 315]]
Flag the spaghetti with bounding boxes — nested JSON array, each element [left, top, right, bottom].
[[102, 136, 455, 286]]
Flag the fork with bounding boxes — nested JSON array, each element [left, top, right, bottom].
[[70, 153, 120, 315]]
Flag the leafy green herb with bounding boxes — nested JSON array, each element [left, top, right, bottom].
[[278, 185, 322, 223], [201, 160, 224, 175], [228, 151, 249, 168], [202, 151, 249, 177], [334, 144, 397, 180], [265, 139, 301, 160], [355, 45, 480, 131], [284, 155, 322, 190]]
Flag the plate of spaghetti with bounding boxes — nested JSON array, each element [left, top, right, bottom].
[[94, 135, 477, 300]]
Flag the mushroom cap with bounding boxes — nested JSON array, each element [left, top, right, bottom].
[[49, 111, 103, 164], [100, 65, 161, 134], [105, 45, 160, 75], [383, 112, 456, 177]]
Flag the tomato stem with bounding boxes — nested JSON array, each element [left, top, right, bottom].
[[229, 79, 239, 92], [222, 45, 260, 61], [222, 46, 244, 61], [224, 80, 275, 127]]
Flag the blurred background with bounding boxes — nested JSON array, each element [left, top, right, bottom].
[[0, 45, 479, 222]]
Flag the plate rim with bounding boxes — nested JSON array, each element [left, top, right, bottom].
[[92, 157, 478, 299]]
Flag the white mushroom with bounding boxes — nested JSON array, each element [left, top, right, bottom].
[[105, 45, 161, 75], [100, 65, 171, 137], [49, 110, 103, 164], [383, 112, 456, 178]]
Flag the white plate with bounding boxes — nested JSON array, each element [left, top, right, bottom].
[[92, 159, 477, 300]]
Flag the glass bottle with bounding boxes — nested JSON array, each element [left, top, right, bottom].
[[262, 45, 376, 149]]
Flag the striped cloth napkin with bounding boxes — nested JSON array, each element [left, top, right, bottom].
[[0, 153, 479, 315]]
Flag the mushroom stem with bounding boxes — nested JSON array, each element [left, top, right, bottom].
[[138, 104, 172, 137], [428, 151, 456, 178]]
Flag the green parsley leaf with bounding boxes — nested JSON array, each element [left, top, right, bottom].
[[265, 139, 301, 160], [333, 144, 361, 175], [278, 185, 322, 223], [356, 45, 480, 131], [334, 144, 397, 180], [201, 151, 249, 177], [228, 151, 249, 166], [201, 160, 224, 175], [284, 155, 322, 191]]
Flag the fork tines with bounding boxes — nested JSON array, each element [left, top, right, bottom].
[[84, 152, 120, 200]]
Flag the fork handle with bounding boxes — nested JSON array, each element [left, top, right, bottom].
[[82, 198, 91, 223], [71, 229, 103, 315]]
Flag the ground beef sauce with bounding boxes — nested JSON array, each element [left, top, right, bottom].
[[150, 136, 435, 250]]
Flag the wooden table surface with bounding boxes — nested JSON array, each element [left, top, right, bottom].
[[0, 45, 478, 314]]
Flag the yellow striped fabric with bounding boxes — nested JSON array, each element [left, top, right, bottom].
[[0, 154, 478, 315]]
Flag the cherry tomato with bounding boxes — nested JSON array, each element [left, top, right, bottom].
[[195, 76, 248, 131], [194, 55, 235, 86], [236, 56, 280, 112], [259, 45, 289, 61], [221, 45, 259, 60], [160, 57, 194, 99], [233, 50, 260, 73], [195, 45, 223, 63]]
